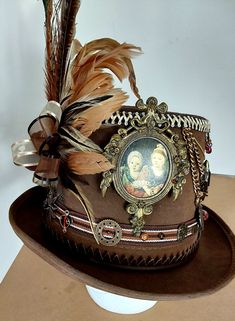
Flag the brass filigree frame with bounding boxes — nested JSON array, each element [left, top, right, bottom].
[[100, 97, 190, 236], [112, 129, 177, 205]]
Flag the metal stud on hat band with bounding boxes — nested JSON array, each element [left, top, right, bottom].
[[47, 202, 200, 246]]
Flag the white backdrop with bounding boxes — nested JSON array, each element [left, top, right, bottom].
[[1, 0, 235, 282]]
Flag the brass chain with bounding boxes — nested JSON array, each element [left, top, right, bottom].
[[182, 128, 204, 204], [192, 138, 204, 176]]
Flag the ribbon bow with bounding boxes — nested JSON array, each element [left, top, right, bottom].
[[12, 101, 62, 187]]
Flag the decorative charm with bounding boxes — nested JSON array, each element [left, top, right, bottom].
[[100, 171, 113, 197], [200, 160, 211, 199], [141, 233, 149, 241], [129, 213, 145, 237], [196, 206, 205, 232], [202, 209, 209, 221], [127, 202, 152, 236], [95, 219, 122, 246], [158, 232, 165, 240], [101, 97, 190, 235], [182, 128, 211, 206], [205, 133, 213, 154], [59, 210, 73, 233], [177, 224, 188, 241]]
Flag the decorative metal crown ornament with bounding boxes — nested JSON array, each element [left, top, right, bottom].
[[100, 97, 190, 236]]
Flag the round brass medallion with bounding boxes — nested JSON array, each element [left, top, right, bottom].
[[95, 219, 122, 246]]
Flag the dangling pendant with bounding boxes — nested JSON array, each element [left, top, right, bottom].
[[200, 160, 211, 199], [127, 202, 153, 236], [101, 97, 190, 236], [59, 210, 72, 233], [205, 133, 213, 154]]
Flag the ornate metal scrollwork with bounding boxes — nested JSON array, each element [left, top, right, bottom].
[[100, 97, 190, 236], [126, 202, 153, 237]]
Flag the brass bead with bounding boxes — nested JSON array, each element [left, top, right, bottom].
[[141, 233, 149, 241]]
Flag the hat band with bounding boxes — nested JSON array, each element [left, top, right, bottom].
[[47, 201, 201, 245]]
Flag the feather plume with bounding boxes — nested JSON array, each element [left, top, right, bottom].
[[61, 38, 141, 105], [59, 126, 102, 153], [43, 0, 80, 102], [60, 96, 110, 125], [40, 1, 142, 243], [67, 151, 114, 175], [72, 89, 128, 137]]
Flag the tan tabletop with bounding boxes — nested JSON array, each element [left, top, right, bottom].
[[1, 174, 235, 321]]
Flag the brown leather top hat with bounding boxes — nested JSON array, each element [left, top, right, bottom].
[[9, 186, 235, 300], [10, 0, 235, 300]]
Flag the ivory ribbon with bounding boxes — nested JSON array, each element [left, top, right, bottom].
[[12, 100, 100, 244], [12, 101, 62, 187]]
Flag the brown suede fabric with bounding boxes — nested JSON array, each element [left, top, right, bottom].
[[60, 126, 206, 226], [52, 117, 206, 267], [9, 187, 235, 300], [10, 110, 229, 299]]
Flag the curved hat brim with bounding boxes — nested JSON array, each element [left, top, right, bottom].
[[9, 187, 235, 301]]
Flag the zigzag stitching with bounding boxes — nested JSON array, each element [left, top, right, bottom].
[[44, 224, 199, 268], [104, 112, 210, 132]]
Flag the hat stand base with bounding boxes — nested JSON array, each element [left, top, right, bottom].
[[85, 285, 157, 314]]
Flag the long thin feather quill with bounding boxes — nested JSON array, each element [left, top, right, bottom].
[[57, 0, 81, 99], [43, 0, 80, 102], [60, 173, 99, 243]]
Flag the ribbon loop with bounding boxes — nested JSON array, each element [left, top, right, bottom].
[[33, 156, 61, 187], [40, 100, 62, 125], [11, 139, 39, 168], [12, 101, 62, 187]]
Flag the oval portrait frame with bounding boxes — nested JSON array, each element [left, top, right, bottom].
[[113, 129, 177, 205]]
